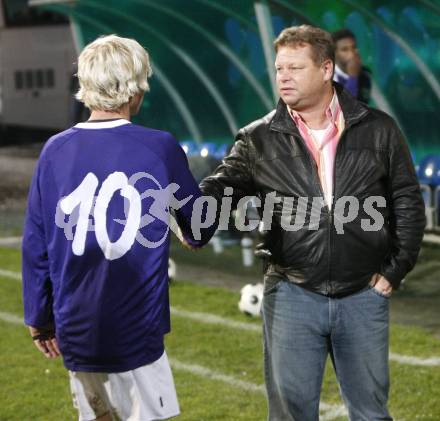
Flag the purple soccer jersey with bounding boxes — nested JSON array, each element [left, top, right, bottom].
[[22, 119, 210, 372]]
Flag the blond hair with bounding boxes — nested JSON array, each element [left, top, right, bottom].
[[76, 34, 152, 111], [274, 25, 335, 66]]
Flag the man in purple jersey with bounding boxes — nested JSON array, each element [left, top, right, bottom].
[[22, 35, 212, 421]]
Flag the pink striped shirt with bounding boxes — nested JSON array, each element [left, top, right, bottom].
[[288, 92, 345, 209]]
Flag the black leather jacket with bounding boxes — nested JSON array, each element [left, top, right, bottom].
[[200, 84, 425, 297]]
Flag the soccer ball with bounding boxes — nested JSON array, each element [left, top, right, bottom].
[[238, 283, 263, 317], [168, 258, 177, 282]]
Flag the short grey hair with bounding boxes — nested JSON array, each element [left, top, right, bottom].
[[76, 34, 153, 111]]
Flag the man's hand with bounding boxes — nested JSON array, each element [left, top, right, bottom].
[[29, 325, 61, 358], [180, 236, 198, 251], [175, 225, 199, 251], [369, 273, 393, 297], [170, 214, 198, 251]]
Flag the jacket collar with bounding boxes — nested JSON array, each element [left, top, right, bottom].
[[269, 82, 369, 135]]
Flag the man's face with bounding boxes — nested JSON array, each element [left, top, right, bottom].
[[275, 44, 333, 111], [335, 37, 358, 71]]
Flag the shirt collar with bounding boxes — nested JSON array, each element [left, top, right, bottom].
[[334, 64, 349, 79], [288, 90, 341, 128], [74, 119, 131, 129]]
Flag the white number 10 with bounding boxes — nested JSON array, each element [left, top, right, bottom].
[[59, 172, 142, 260]]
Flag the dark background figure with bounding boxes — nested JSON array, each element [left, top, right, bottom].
[[332, 28, 371, 104]]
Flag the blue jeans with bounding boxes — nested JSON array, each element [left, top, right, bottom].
[[262, 279, 392, 421]]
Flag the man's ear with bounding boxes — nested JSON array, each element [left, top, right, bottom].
[[322, 60, 334, 82], [128, 94, 136, 107], [129, 92, 144, 115]]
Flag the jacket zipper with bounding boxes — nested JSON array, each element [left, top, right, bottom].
[[328, 116, 364, 295], [290, 134, 330, 294], [289, 134, 328, 209], [329, 128, 348, 295]]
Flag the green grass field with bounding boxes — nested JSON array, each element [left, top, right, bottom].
[[0, 246, 440, 420]]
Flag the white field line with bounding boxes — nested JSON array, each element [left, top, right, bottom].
[[0, 268, 22, 281], [320, 404, 349, 421], [0, 311, 23, 325], [171, 307, 261, 332], [0, 237, 22, 247], [0, 311, 347, 421], [2, 268, 440, 367], [0, 309, 345, 420], [389, 352, 440, 367], [171, 307, 440, 367], [169, 358, 265, 394], [423, 233, 440, 245], [170, 358, 347, 418]]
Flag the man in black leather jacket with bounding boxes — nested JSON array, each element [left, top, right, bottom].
[[200, 25, 425, 421]]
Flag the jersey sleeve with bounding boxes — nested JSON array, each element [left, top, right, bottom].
[[167, 136, 216, 247], [22, 157, 54, 328]]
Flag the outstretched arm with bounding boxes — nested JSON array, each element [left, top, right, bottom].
[[200, 129, 256, 213]]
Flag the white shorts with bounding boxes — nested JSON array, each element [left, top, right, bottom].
[[69, 351, 180, 421]]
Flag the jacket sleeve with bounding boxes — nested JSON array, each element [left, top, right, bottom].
[[199, 129, 256, 209], [22, 158, 54, 328], [380, 121, 426, 289]]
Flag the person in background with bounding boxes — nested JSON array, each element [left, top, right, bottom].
[[22, 34, 210, 421], [332, 28, 371, 103]]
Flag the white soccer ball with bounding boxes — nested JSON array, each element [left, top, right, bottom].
[[238, 283, 264, 317], [168, 258, 177, 281]]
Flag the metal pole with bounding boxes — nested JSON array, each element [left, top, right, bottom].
[[254, 1, 277, 105], [70, 18, 85, 55], [420, 184, 433, 230], [434, 185, 440, 229]]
